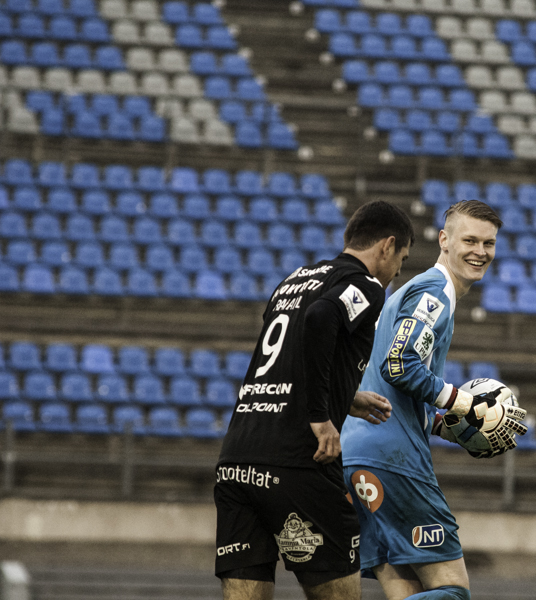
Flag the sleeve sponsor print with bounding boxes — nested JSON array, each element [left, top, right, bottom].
[[339, 284, 370, 322], [387, 318, 417, 378], [412, 293, 445, 329], [413, 324, 435, 362]]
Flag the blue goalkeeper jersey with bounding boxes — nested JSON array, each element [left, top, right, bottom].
[[341, 263, 457, 486]]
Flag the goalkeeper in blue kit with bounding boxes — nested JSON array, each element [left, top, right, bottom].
[[341, 200, 528, 600]]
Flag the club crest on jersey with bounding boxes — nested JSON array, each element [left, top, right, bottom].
[[387, 318, 416, 378], [412, 524, 445, 548], [351, 470, 384, 513], [274, 513, 324, 563], [339, 285, 370, 322], [412, 293, 445, 329], [413, 324, 435, 362]]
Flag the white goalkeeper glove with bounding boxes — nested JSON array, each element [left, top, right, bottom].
[[437, 387, 528, 456]]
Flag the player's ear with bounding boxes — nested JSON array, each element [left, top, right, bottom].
[[383, 235, 396, 257], [439, 229, 448, 252]]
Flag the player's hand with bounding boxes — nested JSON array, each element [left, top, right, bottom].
[[349, 391, 392, 424], [310, 420, 341, 464]]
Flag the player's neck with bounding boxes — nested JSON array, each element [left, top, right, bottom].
[[342, 247, 373, 273], [436, 255, 471, 301]]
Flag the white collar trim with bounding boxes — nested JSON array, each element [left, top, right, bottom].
[[434, 263, 456, 316]]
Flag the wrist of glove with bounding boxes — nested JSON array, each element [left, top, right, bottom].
[[442, 387, 528, 453]]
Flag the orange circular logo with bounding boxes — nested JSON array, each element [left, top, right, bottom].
[[350, 470, 384, 513]]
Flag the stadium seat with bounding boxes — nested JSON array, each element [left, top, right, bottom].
[[443, 361, 465, 388], [61, 373, 93, 402], [146, 245, 175, 272], [39, 402, 73, 433], [169, 376, 202, 405], [58, 267, 89, 295], [184, 407, 219, 438], [214, 246, 242, 273], [467, 361, 500, 381], [281, 250, 306, 273], [118, 346, 150, 375], [195, 270, 227, 300], [481, 284, 514, 312], [3, 401, 35, 432], [516, 285, 536, 314], [46, 344, 77, 372], [178, 246, 208, 272], [96, 374, 130, 403], [485, 183, 513, 208], [0, 212, 28, 238], [389, 130, 417, 154], [146, 407, 183, 437], [501, 207, 530, 233], [0, 372, 19, 400], [205, 378, 236, 407], [229, 273, 261, 300], [24, 371, 56, 401], [42, 242, 71, 268], [235, 170, 263, 196], [74, 242, 105, 268], [10, 342, 42, 371], [110, 244, 139, 271], [112, 405, 145, 434], [300, 225, 327, 251], [154, 348, 186, 376], [81, 345, 114, 374], [22, 265, 55, 293], [6, 240, 36, 265], [149, 193, 178, 218], [498, 259, 529, 285], [75, 404, 110, 433], [134, 374, 166, 404], [224, 352, 251, 380], [214, 196, 244, 221], [200, 220, 229, 247]]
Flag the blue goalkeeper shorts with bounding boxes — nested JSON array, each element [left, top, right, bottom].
[[343, 465, 463, 578]]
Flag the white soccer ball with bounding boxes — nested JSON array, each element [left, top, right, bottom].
[[452, 378, 519, 458]]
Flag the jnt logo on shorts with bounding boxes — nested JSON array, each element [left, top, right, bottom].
[[412, 524, 445, 548], [350, 470, 384, 513]]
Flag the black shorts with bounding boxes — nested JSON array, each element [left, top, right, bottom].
[[214, 463, 361, 584]]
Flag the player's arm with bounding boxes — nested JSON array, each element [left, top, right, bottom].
[[303, 277, 384, 463]]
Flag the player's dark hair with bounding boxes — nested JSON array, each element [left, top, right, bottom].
[[443, 200, 502, 230], [344, 200, 415, 253]]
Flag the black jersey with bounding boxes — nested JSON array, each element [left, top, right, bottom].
[[218, 253, 385, 470]]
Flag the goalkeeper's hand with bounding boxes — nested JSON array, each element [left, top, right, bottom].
[[442, 387, 528, 453]]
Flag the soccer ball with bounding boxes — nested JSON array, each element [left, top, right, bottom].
[[451, 378, 519, 458]]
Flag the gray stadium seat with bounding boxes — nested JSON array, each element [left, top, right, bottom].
[[131, 0, 159, 21], [109, 72, 138, 95], [451, 39, 478, 62], [100, 0, 128, 19], [112, 19, 140, 44], [157, 49, 189, 73], [466, 65, 493, 88], [43, 68, 74, 92], [436, 16, 462, 38], [481, 40, 509, 64], [140, 72, 170, 97], [170, 117, 200, 143], [11, 67, 41, 90], [497, 67, 525, 90], [77, 70, 107, 94], [172, 74, 203, 98], [126, 47, 155, 71], [143, 22, 173, 46]]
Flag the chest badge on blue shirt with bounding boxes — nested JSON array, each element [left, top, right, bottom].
[[339, 285, 370, 322], [412, 293, 445, 329]]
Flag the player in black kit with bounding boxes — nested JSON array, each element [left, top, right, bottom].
[[215, 201, 415, 600]]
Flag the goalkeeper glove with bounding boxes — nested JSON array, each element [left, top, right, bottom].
[[442, 387, 528, 453]]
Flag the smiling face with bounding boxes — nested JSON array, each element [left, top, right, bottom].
[[438, 213, 497, 298]]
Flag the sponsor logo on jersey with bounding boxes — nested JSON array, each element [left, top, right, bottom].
[[239, 383, 293, 399], [413, 324, 435, 362], [286, 265, 334, 281], [412, 524, 445, 548], [236, 402, 288, 413], [274, 279, 324, 298], [274, 513, 324, 563], [274, 296, 303, 312], [339, 285, 370, 322], [412, 293, 445, 329], [216, 465, 277, 488], [387, 318, 417, 378], [217, 542, 251, 556], [350, 470, 384, 513]]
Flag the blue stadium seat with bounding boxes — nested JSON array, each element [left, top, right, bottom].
[[281, 249, 306, 273], [176, 24, 204, 48], [220, 100, 247, 123], [81, 345, 114, 374], [389, 129, 417, 154], [225, 352, 250, 380], [301, 174, 330, 199], [167, 219, 196, 246], [419, 87, 444, 110], [494, 235, 512, 259], [30, 42, 59, 66], [207, 26, 237, 50], [110, 243, 139, 271], [154, 348, 186, 376], [64, 43, 92, 68], [205, 75, 232, 99], [267, 223, 295, 250], [96, 374, 129, 403], [127, 268, 158, 297], [407, 15, 433, 38], [485, 183, 513, 208], [103, 165, 132, 191], [138, 167, 166, 192], [65, 214, 96, 241], [406, 109, 432, 131], [74, 242, 105, 268], [388, 85, 414, 109], [516, 234, 536, 258], [467, 114, 495, 135], [498, 259, 529, 285], [300, 225, 327, 251], [374, 61, 400, 84], [443, 361, 465, 388], [392, 35, 418, 60], [221, 54, 251, 77], [421, 37, 448, 61], [501, 206, 530, 233], [59, 266, 90, 295], [315, 9, 342, 32], [518, 184, 536, 209], [0, 40, 27, 64], [10, 342, 41, 371], [467, 361, 500, 381], [346, 11, 372, 35], [377, 13, 402, 35], [61, 373, 93, 402], [437, 112, 459, 135], [145, 244, 175, 272], [147, 407, 183, 437], [3, 401, 35, 432], [405, 62, 432, 86], [261, 273, 283, 299], [81, 190, 110, 215], [235, 170, 263, 195], [183, 194, 210, 219], [170, 167, 200, 193], [71, 163, 100, 189], [4, 159, 34, 185], [134, 374, 166, 404], [195, 270, 227, 300], [39, 402, 73, 433], [37, 162, 66, 187], [229, 273, 260, 300], [314, 202, 344, 225], [24, 371, 56, 401], [421, 131, 450, 157], [437, 65, 464, 88], [27, 91, 55, 113], [342, 60, 369, 84], [453, 181, 481, 202], [0, 371, 19, 399], [169, 376, 202, 406], [203, 169, 231, 194], [133, 217, 162, 245], [46, 344, 77, 372], [214, 246, 242, 274], [267, 123, 298, 150], [179, 245, 208, 272], [139, 115, 166, 143], [200, 220, 229, 247], [184, 407, 219, 438], [516, 285, 536, 314], [12, 187, 42, 212], [281, 199, 309, 224], [482, 134, 512, 159], [422, 180, 449, 205], [191, 349, 220, 378], [99, 216, 130, 242], [249, 198, 278, 223], [95, 46, 124, 70], [124, 96, 151, 118], [235, 122, 263, 148], [361, 34, 388, 59], [512, 41, 536, 66], [162, 1, 189, 24], [0, 12, 13, 37], [214, 196, 244, 221], [149, 193, 178, 218], [66, 94, 87, 115], [205, 378, 235, 407], [481, 284, 513, 312], [234, 221, 262, 248], [112, 405, 145, 434], [50, 15, 77, 40], [18, 14, 45, 38], [496, 20, 522, 43], [191, 51, 219, 75], [454, 132, 480, 158], [22, 265, 55, 293], [246, 248, 276, 276], [72, 111, 103, 138], [42, 242, 71, 267], [117, 187, 148, 212], [75, 404, 109, 433], [6, 240, 36, 265], [267, 173, 296, 197], [106, 113, 135, 141]]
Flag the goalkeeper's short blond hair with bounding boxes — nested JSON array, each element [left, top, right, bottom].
[[443, 200, 502, 232]]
